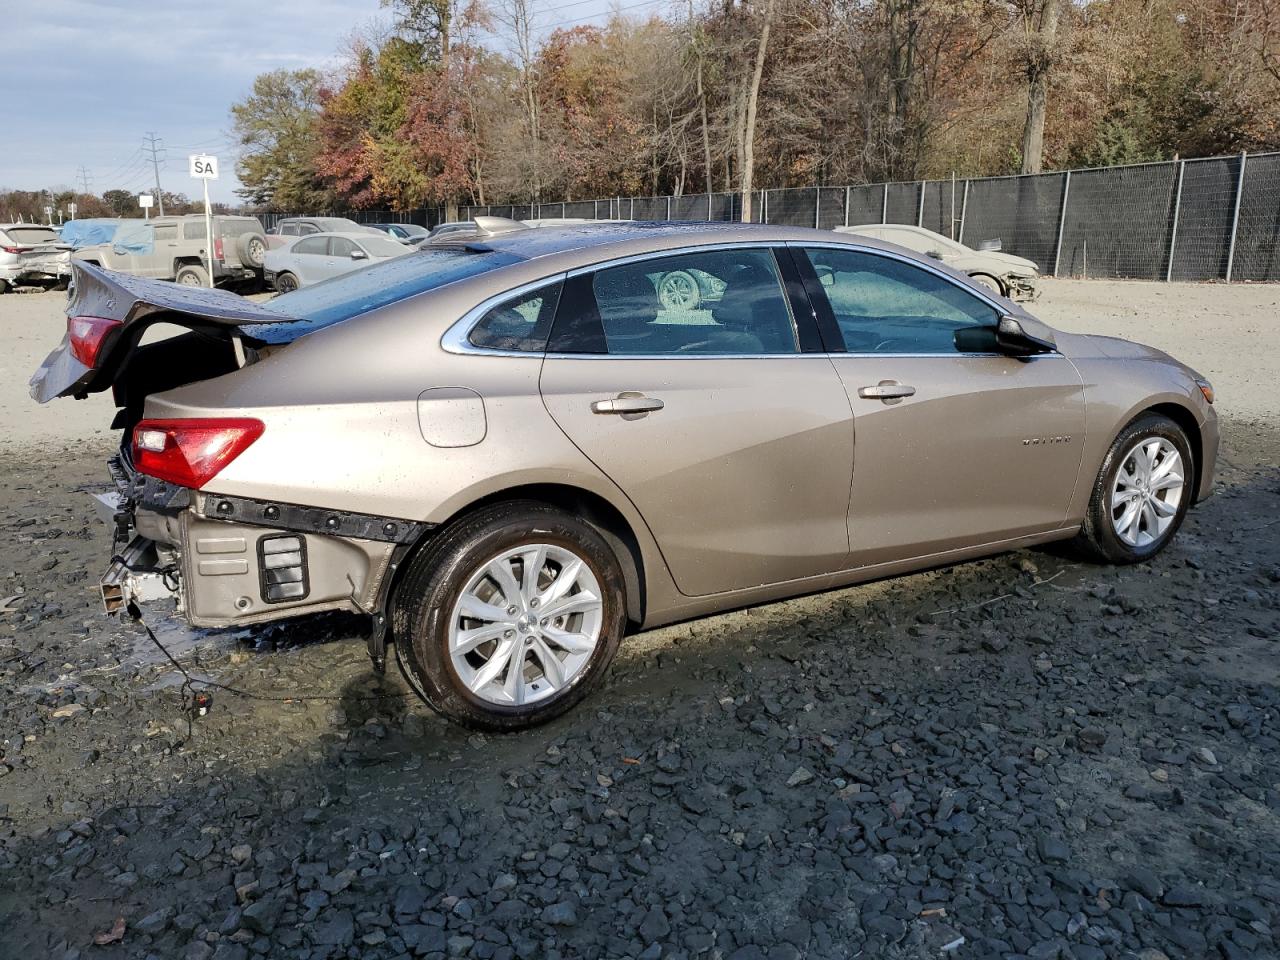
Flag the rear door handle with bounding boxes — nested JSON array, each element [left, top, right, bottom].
[[857, 381, 916, 404], [591, 393, 665, 415]]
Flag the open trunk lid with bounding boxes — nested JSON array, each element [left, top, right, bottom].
[[30, 260, 301, 404]]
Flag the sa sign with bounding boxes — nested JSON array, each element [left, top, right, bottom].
[[189, 154, 219, 180]]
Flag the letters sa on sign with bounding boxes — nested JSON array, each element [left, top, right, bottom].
[[189, 155, 219, 180]]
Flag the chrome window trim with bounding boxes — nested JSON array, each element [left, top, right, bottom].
[[789, 240, 1063, 357], [441, 236, 1062, 360], [441, 273, 569, 357]]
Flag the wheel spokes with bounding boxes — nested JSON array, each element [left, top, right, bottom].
[[453, 622, 509, 656]]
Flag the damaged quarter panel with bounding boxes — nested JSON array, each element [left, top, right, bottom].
[[137, 258, 670, 623]]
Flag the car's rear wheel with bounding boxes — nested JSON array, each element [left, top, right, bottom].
[[1074, 413, 1193, 564], [394, 501, 626, 730], [0, 279, 8, 294], [970, 272, 1004, 296], [274, 272, 299, 294], [175, 264, 209, 287]]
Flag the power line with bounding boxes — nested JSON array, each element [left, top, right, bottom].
[[143, 132, 167, 216]]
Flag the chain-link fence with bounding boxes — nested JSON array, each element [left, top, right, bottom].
[[456, 151, 1280, 282], [259, 151, 1280, 281]]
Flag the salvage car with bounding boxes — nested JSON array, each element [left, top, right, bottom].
[[30, 222, 1217, 730], [263, 217, 381, 249], [264, 231, 412, 292], [0, 223, 72, 292], [837, 223, 1040, 301], [71, 214, 267, 288], [367, 222, 430, 243]]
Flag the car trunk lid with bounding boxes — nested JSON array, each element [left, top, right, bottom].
[[30, 260, 302, 404]]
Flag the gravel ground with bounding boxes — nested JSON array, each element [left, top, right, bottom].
[[1, 280, 1278, 960]]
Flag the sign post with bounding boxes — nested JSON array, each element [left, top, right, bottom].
[[188, 154, 219, 288], [43, 205, 53, 225], [139, 194, 154, 221]]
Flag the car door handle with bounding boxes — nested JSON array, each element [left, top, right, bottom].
[[857, 381, 916, 403], [591, 393, 665, 415]]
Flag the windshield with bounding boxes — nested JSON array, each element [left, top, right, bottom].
[[314, 217, 373, 232], [360, 236, 413, 257], [397, 223, 429, 237], [252, 247, 524, 343]]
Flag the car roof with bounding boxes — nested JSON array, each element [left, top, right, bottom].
[[290, 231, 390, 240], [471, 220, 905, 267]]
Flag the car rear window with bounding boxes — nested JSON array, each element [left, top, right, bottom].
[[252, 246, 524, 343], [219, 219, 260, 238], [6, 226, 61, 244]]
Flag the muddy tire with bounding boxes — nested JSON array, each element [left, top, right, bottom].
[[1072, 413, 1194, 564], [175, 264, 209, 287], [970, 273, 1004, 296], [274, 272, 299, 294], [394, 501, 626, 731]]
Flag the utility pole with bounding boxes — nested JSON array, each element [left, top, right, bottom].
[[76, 165, 93, 196], [144, 132, 166, 216]]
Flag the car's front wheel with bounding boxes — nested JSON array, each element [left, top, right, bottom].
[[1074, 413, 1194, 563], [969, 272, 1005, 296], [394, 502, 627, 730]]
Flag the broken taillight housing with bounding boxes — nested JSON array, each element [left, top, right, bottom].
[[68, 316, 123, 366], [214, 237, 224, 261], [132, 418, 264, 489]]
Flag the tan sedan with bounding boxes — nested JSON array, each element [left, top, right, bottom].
[[30, 223, 1217, 729]]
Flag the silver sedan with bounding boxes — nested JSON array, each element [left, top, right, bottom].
[[264, 231, 411, 292]]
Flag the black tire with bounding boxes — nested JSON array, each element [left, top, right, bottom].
[[0, 279, 9, 294], [175, 264, 209, 287], [394, 501, 627, 731], [1072, 413, 1194, 564], [274, 272, 299, 294], [238, 233, 266, 268]]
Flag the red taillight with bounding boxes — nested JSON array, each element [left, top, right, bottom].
[[68, 316, 123, 366], [2, 245, 25, 254], [214, 237, 224, 261], [132, 418, 264, 489]]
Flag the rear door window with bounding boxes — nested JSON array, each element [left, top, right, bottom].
[[328, 237, 357, 257], [578, 248, 799, 355]]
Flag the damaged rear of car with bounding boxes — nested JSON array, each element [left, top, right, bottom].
[[29, 253, 516, 668]]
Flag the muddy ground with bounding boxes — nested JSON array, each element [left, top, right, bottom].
[[1, 282, 1278, 960]]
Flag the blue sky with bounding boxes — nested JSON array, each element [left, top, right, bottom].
[[1, 0, 634, 207]]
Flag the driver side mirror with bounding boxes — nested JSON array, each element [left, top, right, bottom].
[[996, 316, 1055, 357], [350, 249, 368, 260]]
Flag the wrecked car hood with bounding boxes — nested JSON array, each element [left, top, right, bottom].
[[29, 261, 300, 404]]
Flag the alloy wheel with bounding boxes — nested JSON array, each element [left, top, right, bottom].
[[447, 544, 603, 706], [1111, 437, 1185, 547]]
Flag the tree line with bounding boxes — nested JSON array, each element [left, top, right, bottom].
[[0, 188, 232, 225], [229, 0, 1280, 218]]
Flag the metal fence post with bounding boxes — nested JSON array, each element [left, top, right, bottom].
[[881, 183, 888, 223], [815, 189, 821, 229], [916, 182, 925, 227], [707, 192, 713, 221], [630, 197, 635, 220], [667, 196, 672, 220], [1226, 151, 1247, 282], [844, 186, 851, 227], [958, 181, 969, 244], [1165, 160, 1185, 282], [1052, 171, 1071, 278]]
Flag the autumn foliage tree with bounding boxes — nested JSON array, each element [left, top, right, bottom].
[[230, 0, 1280, 215]]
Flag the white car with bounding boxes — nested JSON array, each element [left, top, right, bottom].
[[836, 223, 1040, 301], [0, 224, 72, 293], [264, 231, 412, 292]]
